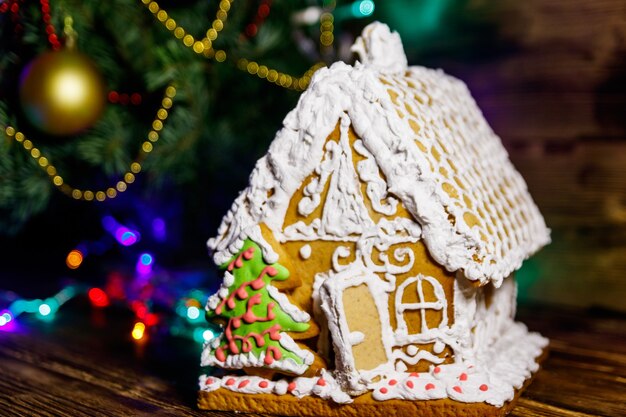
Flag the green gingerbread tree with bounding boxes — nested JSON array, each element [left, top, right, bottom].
[[206, 239, 312, 371]]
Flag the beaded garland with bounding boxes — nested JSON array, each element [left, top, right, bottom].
[[40, 0, 62, 50], [139, 0, 334, 91], [2, 85, 177, 202]]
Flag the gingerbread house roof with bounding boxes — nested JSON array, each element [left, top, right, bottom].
[[208, 23, 550, 287]]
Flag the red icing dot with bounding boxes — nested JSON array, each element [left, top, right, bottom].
[[238, 380, 250, 389], [406, 381, 414, 389], [259, 381, 269, 388], [480, 384, 489, 391], [380, 387, 388, 394], [459, 373, 468, 381], [243, 247, 255, 259], [433, 366, 441, 374], [389, 379, 397, 386], [425, 383, 435, 390], [288, 382, 297, 392], [316, 378, 326, 387], [226, 378, 235, 386], [409, 372, 419, 378], [206, 378, 214, 385], [453, 386, 463, 393]]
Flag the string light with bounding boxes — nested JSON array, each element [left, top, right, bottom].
[[103, 216, 141, 246], [245, 0, 272, 38], [66, 249, 84, 269], [0, 0, 24, 35], [131, 322, 146, 340], [203, 329, 215, 341], [0, 279, 213, 344], [0, 286, 79, 327], [138, 0, 331, 91], [108, 91, 143, 106], [352, 0, 375, 17], [2, 84, 177, 202], [0, 311, 13, 327], [193, 327, 217, 343], [136, 253, 154, 275], [88, 288, 110, 307], [151, 218, 167, 241], [39, 0, 61, 50], [38, 303, 52, 316], [187, 305, 201, 321]]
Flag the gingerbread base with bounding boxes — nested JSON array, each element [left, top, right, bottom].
[[198, 349, 547, 417]]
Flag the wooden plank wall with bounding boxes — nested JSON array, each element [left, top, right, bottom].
[[438, 0, 626, 310]]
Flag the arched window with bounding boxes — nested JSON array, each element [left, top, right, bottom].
[[395, 274, 448, 336]]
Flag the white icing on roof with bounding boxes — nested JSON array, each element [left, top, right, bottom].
[[207, 23, 550, 286], [351, 22, 407, 74]]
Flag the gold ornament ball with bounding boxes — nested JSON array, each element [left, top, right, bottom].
[[19, 50, 106, 136]]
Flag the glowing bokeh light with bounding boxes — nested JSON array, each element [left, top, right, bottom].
[[103, 216, 140, 246], [203, 329, 215, 342], [136, 253, 154, 275], [152, 218, 166, 241], [88, 288, 110, 308], [145, 313, 159, 327], [140, 253, 153, 265], [131, 322, 146, 340], [117, 229, 138, 246], [66, 249, 84, 269], [187, 306, 200, 321], [193, 327, 209, 343], [102, 215, 117, 231], [105, 273, 126, 300], [38, 303, 52, 316], [0, 311, 12, 327], [353, 0, 375, 17]]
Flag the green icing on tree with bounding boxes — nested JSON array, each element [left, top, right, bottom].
[[206, 239, 311, 369]]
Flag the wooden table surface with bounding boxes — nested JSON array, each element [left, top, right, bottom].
[[0, 302, 624, 417]]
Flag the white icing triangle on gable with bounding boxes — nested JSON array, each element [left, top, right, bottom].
[[283, 115, 375, 241]]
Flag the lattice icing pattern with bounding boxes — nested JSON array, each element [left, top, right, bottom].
[[380, 69, 549, 282]]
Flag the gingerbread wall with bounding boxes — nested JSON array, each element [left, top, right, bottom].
[[269, 122, 459, 373]]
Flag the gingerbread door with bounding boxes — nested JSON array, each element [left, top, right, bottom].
[[320, 264, 393, 392]]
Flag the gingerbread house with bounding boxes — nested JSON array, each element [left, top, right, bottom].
[[199, 23, 550, 416]]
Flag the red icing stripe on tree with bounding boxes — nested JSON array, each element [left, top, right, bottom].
[[207, 239, 311, 371]]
